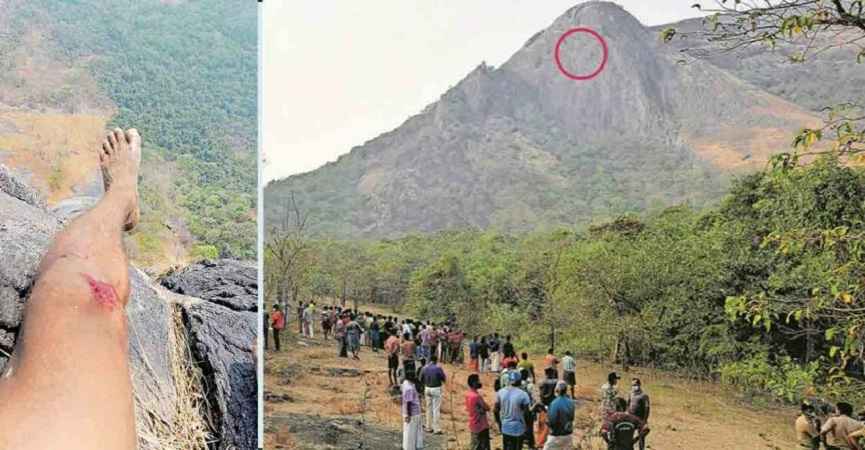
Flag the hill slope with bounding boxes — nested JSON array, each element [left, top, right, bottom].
[[265, 1, 821, 238], [0, 0, 257, 271]]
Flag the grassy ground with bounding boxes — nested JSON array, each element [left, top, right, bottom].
[[264, 311, 799, 450]]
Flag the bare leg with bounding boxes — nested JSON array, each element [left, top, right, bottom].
[[0, 128, 141, 450]]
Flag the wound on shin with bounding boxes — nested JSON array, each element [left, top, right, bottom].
[[82, 273, 119, 309]]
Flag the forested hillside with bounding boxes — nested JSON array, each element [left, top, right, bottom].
[[0, 0, 257, 269], [269, 156, 865, 405]]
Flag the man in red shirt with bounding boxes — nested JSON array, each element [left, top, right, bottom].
[[465, 373, 491, 450], [270, 304, 285, 351], [601, 398, 650, 450]]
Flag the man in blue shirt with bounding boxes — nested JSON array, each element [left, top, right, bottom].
[[494, 370, 531, 450], [544, 381, 575, 449], [420, 355, 447, 434]]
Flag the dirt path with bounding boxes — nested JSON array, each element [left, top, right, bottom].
[[264, 327, 799, 449]]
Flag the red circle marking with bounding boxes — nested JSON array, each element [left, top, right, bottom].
[[554, 27, 608, 81]]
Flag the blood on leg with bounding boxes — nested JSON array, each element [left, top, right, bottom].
[[82, 273, 119, 310]]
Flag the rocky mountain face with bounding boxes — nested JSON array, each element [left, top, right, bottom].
[[265, 1, 822, 238], [0, 165, 257, 450]]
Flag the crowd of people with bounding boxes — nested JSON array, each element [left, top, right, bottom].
[[796, 398, 865, 450], [266, 301, 654, 450]]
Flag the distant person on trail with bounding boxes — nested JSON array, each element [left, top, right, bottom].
[[495, 370, 531, 450], [370, 316, 381, 352], [346, 314, 362, 359], [600, 372, 621, 415], [469, 336, 481, 373], [627, 378, 650, 450], [270, 304, 285, 352], [543, 381, 575, 450], [419, 325, 432, 361], [302, 303, 314, 338], [402, 369, 424, 450], [489, 334, 501, 373], [479, 336, 490, 373], [385, 332, 401, 386], [820, 402, 864, 450], [0, 128, 142, 449], [296, 301, 305, 333], [321, 306, 332, 341], [503, 335, 515, 358], [519, 368, 538, 449], [334, 313, 348, 358], [420, 355, 447, 435], [501, 352, 519, 370], [601, 398, 649, 450], [466, 373, 491, 450], [561, 351, 576, 398], [796, 402, 821, 450], [401, 332, 417, 377], [543, 348, 559, 373], [518, 352, 536, 383]]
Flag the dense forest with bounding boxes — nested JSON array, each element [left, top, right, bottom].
[[7, 0, 257, 260], [267, 156, 865, 405]]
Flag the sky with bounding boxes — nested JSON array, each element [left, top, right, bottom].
[[262, 1, 705, 181]]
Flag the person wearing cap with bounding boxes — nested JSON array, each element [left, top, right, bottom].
[[627, 378, 650, 450], [600, 372, 620, 415], [465, 373, 491, 450], [543, 381, 575, 450], [495, 370, 532, 450], [401, 368, 424, 450]]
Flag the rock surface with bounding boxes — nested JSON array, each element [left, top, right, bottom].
[[160, 259, 258, 312], [0, 165, 257, 450]]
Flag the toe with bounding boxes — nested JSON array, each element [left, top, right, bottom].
[[125, 128, 141, 149], [113, 128, 127, 149], [107, 132, 118, 153], [101, 140, 111, 157]]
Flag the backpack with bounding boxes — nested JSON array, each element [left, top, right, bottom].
[[610, 421, 637, 449]]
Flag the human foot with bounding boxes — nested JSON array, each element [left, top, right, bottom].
[[99, 128, 141, 231]]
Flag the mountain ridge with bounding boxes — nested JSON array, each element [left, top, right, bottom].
[[265, 1, 823, 238]]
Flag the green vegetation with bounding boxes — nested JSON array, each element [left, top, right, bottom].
[[8, 0, 257, 259], [267, 156, 865, 405]]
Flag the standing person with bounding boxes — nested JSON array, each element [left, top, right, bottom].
[[370, 316, 381, 352], [346, 314, 362, 360], [401, 332, 417, 379], [495, 371, 532, 450], [385, 332, 401, 387], [539, 367, 559, 408], [334, 314, 348, 358], [519, 369, 538, 450], [270, 304, 285, 352], [601, 398, 649, 450], [600, 372, 621, 415], [479, 336, 490, 373], [296, 301, 305, 334], [627, 378, 650, 450], [302, 303, 313, 338], [321, 306, 332, 341], [402, 369, 424, 450], [419, 325, 432, 361], [518, 352, 536, 383], [543, 349, 559, 373], [820, 402, 864, 450], [503, 335, 515, 359], [469, 336, 481, 373], [561, 351, 576, 399], [420, 355, 447, 435], [796, 402, 821, 450], [544, 381, 575, 450], [489, 334, 501, 373], [466, 373, 491, 450]]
